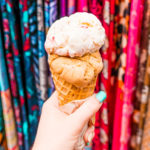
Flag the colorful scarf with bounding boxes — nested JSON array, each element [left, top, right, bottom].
[[120, 0, 144, 149], [130, 0, 150, 149], [5, 0, 30, 149], [0, 26, 19, 150], [112, 0, 131, 149], [19, 0, 39, 146], [1, 1, 23, 149]]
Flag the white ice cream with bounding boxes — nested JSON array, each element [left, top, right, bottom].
[[45, 12, 105, 57]]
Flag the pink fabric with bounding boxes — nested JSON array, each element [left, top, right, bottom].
[[98, 0, 110, 150], [88, 0, 103, 20], [68, 0, 76, 15], [77, 0, 88, 12], [89, 1, 109, 149], [112, 0, 130, 149], [120, 0, 144, 149], [108, 0, 116, 140]]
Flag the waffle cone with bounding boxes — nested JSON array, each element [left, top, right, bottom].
[[52, 71, 97, 105], [48, 51, 103, 105]]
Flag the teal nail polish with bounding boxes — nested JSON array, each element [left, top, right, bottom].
[[86, 142, 90, 146], [96, 91, 106, 103]]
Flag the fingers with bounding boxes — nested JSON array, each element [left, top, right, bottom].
[[84, 126, 95, 144], [69, 91, 106, 127]]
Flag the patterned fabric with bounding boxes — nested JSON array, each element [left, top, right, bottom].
[[120, 0, 145, 149], [28, 0, 41, 114], [97, 1, 110, 150], [0, 1, 150, 150], [6, 0, 30, 149], [44, 0, 50, 34], [37, 0, 48, 111], [1, 1, 23, 149], [88, 1, 103, 150], [112, 0, 131, 149], [136, 30, 150, 150], [0, 26, 19, 150], [141, 93, 150, 150], [0, 94, 7, 150], [77, 0, 88, 12], [19, 0, 39, 146], [68, 0, 76, 15], [130, 0, 150, 149]]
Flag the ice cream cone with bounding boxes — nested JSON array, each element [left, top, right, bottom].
[[45, 12, 105, 150]]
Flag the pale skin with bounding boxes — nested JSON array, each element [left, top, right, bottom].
[[33, 91, 103, 150]]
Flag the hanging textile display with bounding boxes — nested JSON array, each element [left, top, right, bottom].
[[0, 1, 150, 150], [120, 0, 144, 149], [37, 0, 49, 111], [108, 0, 115, 140], [96, 0, 110, 149], [130, 0, 150, 149], [0, 27, 19, 150], [18, 0, 39, 146], [136, 30, 150, 150], [0, 1, 23, 149], [5, 0, 30, 149], [0, 94, 7, 150], [112, 0, 131, 149], [60, 0, 67, 17], [28, 0, 41, 112], [88, 1, 103, 149], [49, 0, 58, 26], [141, 92, 150, 150], [68, 0, 76, 15], [44, 0, 50, 34], [77, 0, 88, 12]]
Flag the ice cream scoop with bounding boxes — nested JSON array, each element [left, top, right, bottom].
[[45, 12, 105, 57]]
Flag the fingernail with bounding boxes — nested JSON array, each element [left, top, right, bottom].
[[87, 132, 94, 143], [96, 91, 107, 103]]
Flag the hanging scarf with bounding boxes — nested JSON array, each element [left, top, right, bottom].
[[48, 0, 58, 94], [28, 0, 42, 116], [77, 0, 88, 12], [112, 0, 131, 149], [0, 27, 19, 150], [19, 0, 39, 146], [136, 29, 150, 150], [60, 0, 67, 17], [141, 91, 150, 150], [1, 1, 23, 149], [120, 0, 144, 149], [0, 93, 7, 150], [130, 0, 150, 149], [44, 0, 50, 34], [68, 0, 76, 15], [89, 0, 110, 150], [5, 0, 30, 149], [108, 0, 115, 142], [37, 0, 49, 107], [97, 0, 111, 149]]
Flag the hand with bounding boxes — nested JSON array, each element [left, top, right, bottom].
[[33, 91, 106, 150]]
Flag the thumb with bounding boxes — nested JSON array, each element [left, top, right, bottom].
[[70, 91, 106, 127]]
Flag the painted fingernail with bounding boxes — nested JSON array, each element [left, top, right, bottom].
[[87, 132, 94, 143], [96, 91, 107, 103], [86, 142, 90, 146]]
